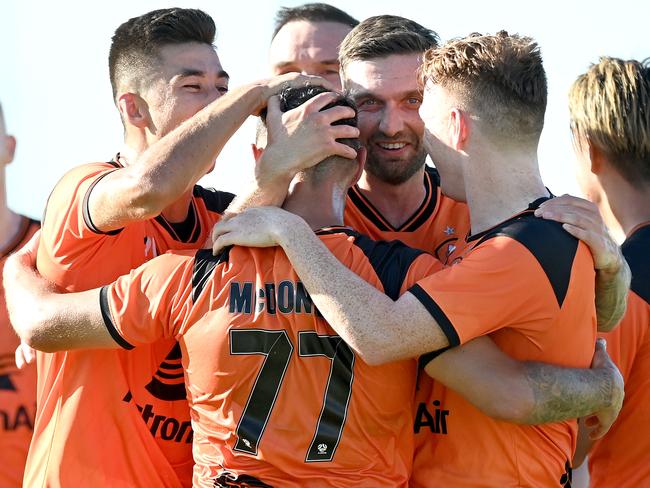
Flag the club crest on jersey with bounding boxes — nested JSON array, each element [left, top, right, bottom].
[[444, 226, 455, 235]]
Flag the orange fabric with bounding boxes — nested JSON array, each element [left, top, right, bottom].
[[344, 167, 470, 264], [0, 217, 38, 487], [103, 229, 441, 487], [29, 161, 227, 487], [589, 224, 650, 488], [410, 229, 597, 486]]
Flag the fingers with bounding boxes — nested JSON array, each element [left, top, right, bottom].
[[591, 337, 608, 368], [299, 92, 347, 115]]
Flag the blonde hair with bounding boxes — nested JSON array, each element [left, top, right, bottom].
[[569, 57, 650, 185], [420, 31, 547, 144]]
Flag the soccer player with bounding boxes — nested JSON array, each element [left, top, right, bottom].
[[14, 8, 355, 487], [269, 3, 358, 89], [0, 102, 38, 487], [567, 57, 650, 488], [5, 86, 624, 487], [210, 32, 619, 486]]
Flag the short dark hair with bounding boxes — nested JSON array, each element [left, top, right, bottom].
[[262, 85, 359, 182], [421, 31, 547, 144], [339, 15, 439, 72], [272, 3, 358, 39], [570, 57, 650, 186], [109, 8, 216, 100]]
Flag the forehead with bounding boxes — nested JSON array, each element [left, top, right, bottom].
[[269, 20, 352, 66], [157, 42, 224, 78], [343, 53, 422, 97]]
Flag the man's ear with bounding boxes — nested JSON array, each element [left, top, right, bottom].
[[587, 138, 606, 175], [349, 146, 367, 187], [450, 108, 469, 151], [251, 143, 264, 164], [117, 92, 150, 130], [1, 135, 16, 165]]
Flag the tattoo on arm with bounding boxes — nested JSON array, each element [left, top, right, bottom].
[[595, 258, 631, 332], [524, 362, 614, 424]]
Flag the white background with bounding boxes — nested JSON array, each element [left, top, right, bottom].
[[1, 0, 648, 219]]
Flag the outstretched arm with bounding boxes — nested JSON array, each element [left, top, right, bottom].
[[89, 73, 341, 232], [427, 337, 623, 437], [535, 195, 630, 332], [4, 232, 112, 352], [211, 207, 450, 365]]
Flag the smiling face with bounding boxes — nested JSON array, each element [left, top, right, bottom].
[[269, 20, 352, 89], [342, 53, 426, 185], [142, 42, 229, 139]]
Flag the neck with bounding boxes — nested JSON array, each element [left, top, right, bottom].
[[282, 180, 346, 231], [596, 170, 650, 241], [464, 146, 547, 235], [120, 131, 149, 165], [0, 169, 23, 253], [356, 166, 426, 228]]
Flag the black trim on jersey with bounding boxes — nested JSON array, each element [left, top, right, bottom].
[[193, 185, 236, 214], [213, 472, 273, 487], [99, 286, 135, 350], [418, 346, 452, 369], [315, 226, 357, 237], [623, 224, 650, 304], [346, 166, 440, 233], [350, 234, 426, 300], [403, 167, 439, 232], [475, 213, 578, 308], [155, 200, 200, 243], [408, 284, 460, 347], [82, 169, 123, 236], [191, 248, 231, 302]]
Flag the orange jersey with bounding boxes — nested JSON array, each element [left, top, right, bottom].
[[101, 227, 443, 487], [589, 223, 650, 487], [410, 207, 597, 487], [29, 160, 233, 487], [344, 166, 470, 264], [0, 216, 38, 487]]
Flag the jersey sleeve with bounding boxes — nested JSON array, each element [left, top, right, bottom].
[[37, 163, 120, 284], [399, 253, 444, 296], [408, 236, 559, 347], [99, 251, 196, 348]]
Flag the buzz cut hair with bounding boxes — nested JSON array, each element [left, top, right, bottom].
[[569, 57, 650, 186], [420, 30, 547, 145], [272, 3, 358, 40], [108, 8, 216, 101]]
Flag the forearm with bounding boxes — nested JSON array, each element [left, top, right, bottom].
[[277, 217, 447, 364], [225, 170, 292, 215], [134, 84, 266, 213], [523, 361, 617, 424], [595, 257, 631, 332]]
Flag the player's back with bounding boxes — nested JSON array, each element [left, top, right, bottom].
[[410, 211, 597, 487], [144, 227, 441, 487], [29, 161, 233, 487], [589, 223, 650, 487]]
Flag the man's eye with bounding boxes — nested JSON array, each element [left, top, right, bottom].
[[407, 97, 422, 105], [184, 84, 201, 90], [358, 99, 378, 108], [217, 85, 229, 94]]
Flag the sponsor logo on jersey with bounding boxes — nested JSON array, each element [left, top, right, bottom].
[[414, 400, 449, 435], [145, 343, 186, 401], [122, 390, 193, 444]]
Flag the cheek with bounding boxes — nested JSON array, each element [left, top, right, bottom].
[[356, 112, 379, 141]]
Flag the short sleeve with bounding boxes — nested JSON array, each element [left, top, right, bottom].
[[100, 251, 196, 348], [408, 236, 559, 347]]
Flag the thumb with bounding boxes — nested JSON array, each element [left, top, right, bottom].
[[591, 338, 608, 368]]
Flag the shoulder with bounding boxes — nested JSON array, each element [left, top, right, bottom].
[[475, 213, 582, 306], [623, 225, 650, 304], [192, 186, 236, 214]]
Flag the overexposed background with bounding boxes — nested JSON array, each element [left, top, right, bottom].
[[1, 0, 648, 219]]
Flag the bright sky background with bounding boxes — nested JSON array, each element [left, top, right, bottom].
[[1, 0, 648, 219]]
